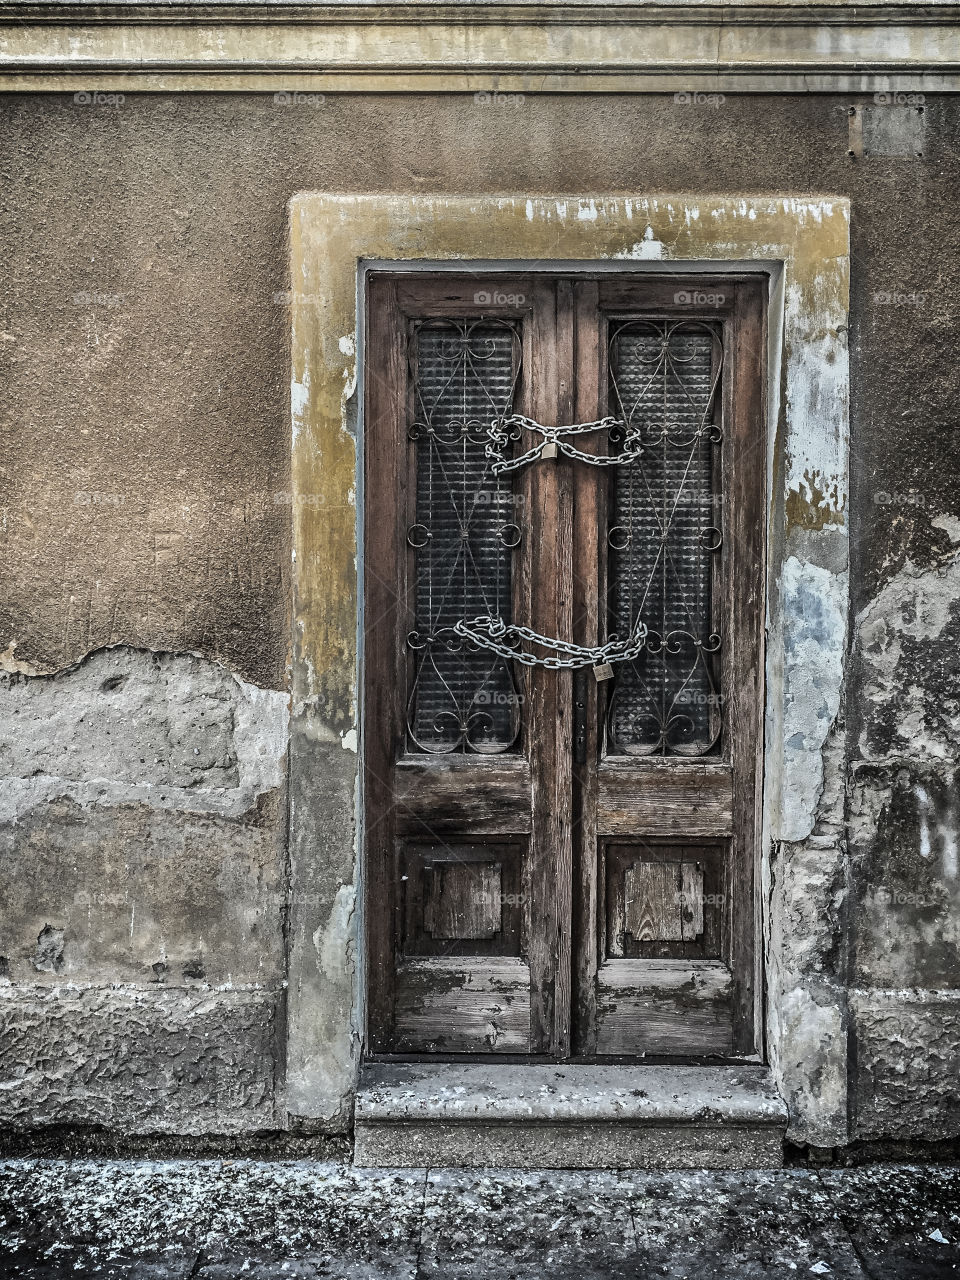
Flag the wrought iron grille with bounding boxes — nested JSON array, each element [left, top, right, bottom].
[[406, 320, 523, 754], [606, 319, 724, 756]]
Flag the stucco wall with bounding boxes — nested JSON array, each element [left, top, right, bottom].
[[1, 91, 958, 1145]]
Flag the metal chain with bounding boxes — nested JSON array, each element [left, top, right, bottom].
[[486, 414, 642, 474], [454, 615, 648, 670], [453, 416, 646, 668]]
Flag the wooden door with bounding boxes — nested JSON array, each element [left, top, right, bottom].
[[364, 273, 765, 1060]]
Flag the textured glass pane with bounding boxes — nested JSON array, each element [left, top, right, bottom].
[[407, 320, 521, 754], [607, 320, 723, 756]]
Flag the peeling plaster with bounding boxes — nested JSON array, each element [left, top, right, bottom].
[[855, 550, 960, 765], [313, 883, 357, 983], [848, 548, 960, 1032], [0, 642, 53, 677], [0, 646, 289, 824], [778, 557, 847, 843], [932, 513, 960, 544]]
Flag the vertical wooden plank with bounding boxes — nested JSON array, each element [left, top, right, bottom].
[[524, 279, 566, 1053], [363, 275, 408, 1050], [737, 280, 768, 1049], [571, 278, 602, 1055], [525, 278, 575, 1055], [624, 861, 658, 942], [726, 280, 766, 1055], [624, 862, 684, 943], [553, 278, 576, 1056], [680, 857, 705, 941]]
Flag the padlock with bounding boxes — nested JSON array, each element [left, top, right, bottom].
[[593, 662, 614, 681], [540, 440, 559, 459]]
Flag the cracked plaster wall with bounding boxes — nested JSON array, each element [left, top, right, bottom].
[[848, 543, 960, 1140], [0, 647, 289, 1133], [1, 92, 959, 1143]]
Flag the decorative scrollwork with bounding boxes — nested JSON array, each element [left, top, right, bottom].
[[405, 319, 524, 754], [606, 319, 725, 756]]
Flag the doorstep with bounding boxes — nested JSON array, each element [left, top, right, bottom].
[[353, 1062, 787, 1170]]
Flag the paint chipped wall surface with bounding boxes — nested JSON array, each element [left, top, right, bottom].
[[1, 92, 959, 1149]]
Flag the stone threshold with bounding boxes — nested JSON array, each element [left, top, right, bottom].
[[354, 1061, 787, 1170]]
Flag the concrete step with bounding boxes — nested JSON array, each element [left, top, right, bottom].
[[354, 1062, 787, 1169]]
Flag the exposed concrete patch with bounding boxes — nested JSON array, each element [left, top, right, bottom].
[[849, 550, 960, 988], [777, 984, 848, 1140], [932, 513, 960, 545], [853, 550, 960, 767], [0, 792, 287, 987], [31, 925, 65, 975], [851, 989, 960, 1140], [0, 646, 289, 823], [0, 986, 280, 1133], [778, 557, 847, 844], [0, 642, 52, 677], [767, 704, 850, 1147], [850, 765, 960, 989], [313, 883, 356, 982], [285, 732, 359, 1133], [846, 549, 960, 1139], [0, 646, 288, 1130]]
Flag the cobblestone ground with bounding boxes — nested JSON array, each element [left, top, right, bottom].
[[0, 1160, 958, 1279]]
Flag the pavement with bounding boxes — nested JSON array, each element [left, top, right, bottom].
[[0, 1159, 959, 1279]]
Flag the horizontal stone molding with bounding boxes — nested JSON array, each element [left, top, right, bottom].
[[2, 2, 960, 92]]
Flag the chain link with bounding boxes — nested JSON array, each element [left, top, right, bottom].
[[454, 615, 648, 670], [451, 415, 646, 668], [486, 414, 642, 474]]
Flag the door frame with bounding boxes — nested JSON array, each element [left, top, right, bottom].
[[284, 193, 850, 1141]]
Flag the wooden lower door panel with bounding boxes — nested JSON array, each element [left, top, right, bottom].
[[597, 763, 734, 838], [595, 960, 734, 1056], [393, 957, 532, 1054]]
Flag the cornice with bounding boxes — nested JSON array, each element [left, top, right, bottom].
[[2, 1, 958, 91]]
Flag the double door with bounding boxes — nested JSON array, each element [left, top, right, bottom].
[[364, 272, 765, 1059]]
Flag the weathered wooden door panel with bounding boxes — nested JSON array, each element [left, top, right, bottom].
[[364, 275, 568, 1055], [571, 277, 766, 1059], [364, 272, 765, 1061]]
